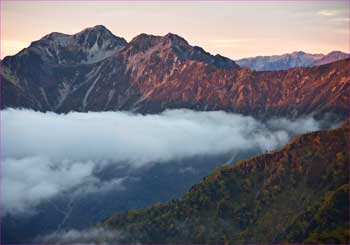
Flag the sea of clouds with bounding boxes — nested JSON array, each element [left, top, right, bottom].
[[1, 108, 323, 216]]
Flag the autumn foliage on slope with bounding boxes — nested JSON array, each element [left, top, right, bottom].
[[103, 122, 349, 244]]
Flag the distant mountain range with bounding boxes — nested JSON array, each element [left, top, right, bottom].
[[1, 25, 349, 120], [236, 51, 350, 71], [101, 122, 350, 244]]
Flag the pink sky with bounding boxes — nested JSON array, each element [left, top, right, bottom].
[[1, 0, 349, 59]]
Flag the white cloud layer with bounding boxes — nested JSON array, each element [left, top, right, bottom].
[[1, 109, 322, 215]]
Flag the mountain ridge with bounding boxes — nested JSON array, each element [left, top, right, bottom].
[[100, 123, 350, 244], [236, 50, 350, 71], [1, 25, 349, 120]]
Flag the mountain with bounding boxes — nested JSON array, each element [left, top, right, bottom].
[[12, 25, 127, 65], [236, 51, 350, 71], [1, 25, 127, 111], [101, 122, 350, 244], [313, 51, 350, 66], [1, 26, 349, 120]]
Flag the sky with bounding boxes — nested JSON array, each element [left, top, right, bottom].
[[1, 1, 349, 59]]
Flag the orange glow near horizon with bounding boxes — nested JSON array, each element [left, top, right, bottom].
[[1, 1, 349, 59]]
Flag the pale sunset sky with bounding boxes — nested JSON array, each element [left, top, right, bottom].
[[1, 0, 349, 59]]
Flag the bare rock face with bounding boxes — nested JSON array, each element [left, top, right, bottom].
[[1, 25, 349, 120]]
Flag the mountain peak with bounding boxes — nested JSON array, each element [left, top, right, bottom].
[[126, 32, 237, 69], [74, 24, 127, 45], [324, 50, 350, 58], [77, 25, 114, 37], [87, 24, 109, 31], [130, 33, 161, 44], [42, 32, 69, 40], [73, 25, 127, 52], [290, 51, 306, 56], [130, 32, 187, 44], [128, 32, 189, 51], [163, 33, 188, 45], [41, 25, 115, 42], [13, 26, 127, 65], [327, 50, 346, 55]]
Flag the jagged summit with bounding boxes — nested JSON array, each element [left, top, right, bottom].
[[42, 32, 70, 40], [8, 25, 127, 65], [42, 25, 122, 42], [127, 33, 162, 53], [163, 32, 189, 45], [74, 25, 127, 45], [129, 32, 188, 45], [126, 32, 237, 69], [79, 24, 111, 33]]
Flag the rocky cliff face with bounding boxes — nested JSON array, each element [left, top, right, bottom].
[[1, 26, 349, 120], [102, 122, 350, 244]]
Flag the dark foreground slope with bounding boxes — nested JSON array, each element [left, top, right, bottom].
[[103, 123, 350, 244]]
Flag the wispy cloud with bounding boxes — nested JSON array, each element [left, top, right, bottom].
[[318, 9, 339, 16], [331, 17, 350, 22]]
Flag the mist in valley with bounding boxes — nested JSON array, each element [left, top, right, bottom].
[[1, 108, 327, 243]]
